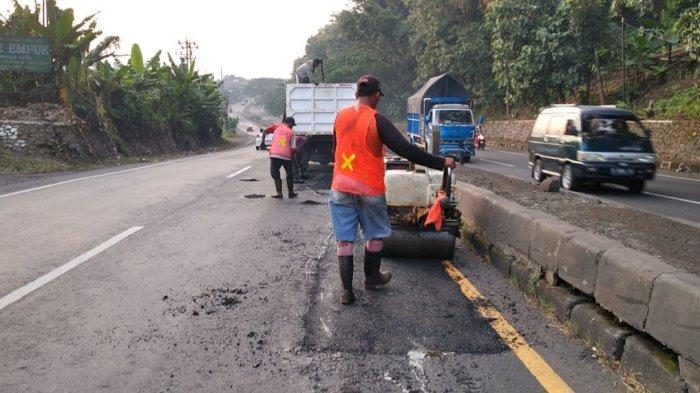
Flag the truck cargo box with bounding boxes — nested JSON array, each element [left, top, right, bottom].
[[285, 83, 357, 166], [285, 83, 356, 136]]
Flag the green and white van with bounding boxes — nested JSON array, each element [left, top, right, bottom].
[[528, 105, 656, 193]]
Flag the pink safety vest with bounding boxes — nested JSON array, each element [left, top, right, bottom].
[[270, 124, 294, 159]]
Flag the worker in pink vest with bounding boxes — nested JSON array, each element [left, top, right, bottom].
[[263, 117, 298, 199]]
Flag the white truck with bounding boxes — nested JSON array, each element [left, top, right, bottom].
[[285, 83, 356, 168]]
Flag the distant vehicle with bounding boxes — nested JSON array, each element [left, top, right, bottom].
[[476, 132, 486, 150], [407, 73, 476, 163], [255, 129, 273, 150], [528, 105, 656, 193]]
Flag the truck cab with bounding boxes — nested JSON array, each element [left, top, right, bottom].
[[407, 74, 476, 163], [425, 104, 475, 162]]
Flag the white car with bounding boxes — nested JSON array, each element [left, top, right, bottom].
[[255, 131, 273, 150]]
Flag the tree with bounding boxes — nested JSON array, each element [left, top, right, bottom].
[[408, 0, 497, 111], [300, 0, 416, 120]]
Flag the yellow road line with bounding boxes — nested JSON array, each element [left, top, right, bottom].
[[442, 260, 574, 393]]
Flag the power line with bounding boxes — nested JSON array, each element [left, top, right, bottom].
[[177, 39, 198, 67]]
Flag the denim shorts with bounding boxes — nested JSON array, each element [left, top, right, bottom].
[[328, 190, 392, 242]]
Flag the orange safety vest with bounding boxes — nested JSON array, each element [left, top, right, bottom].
[[270, 124, 293, 159], [331, 104, 385, 194]]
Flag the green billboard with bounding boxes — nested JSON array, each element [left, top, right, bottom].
[[0, 36, 51, 73]]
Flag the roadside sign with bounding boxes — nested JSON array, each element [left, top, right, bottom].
[[0, 36, 51, 73]]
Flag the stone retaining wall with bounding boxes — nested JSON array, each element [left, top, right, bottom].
[[482, 119, 700, 169], [455, 182, 700, 392], [0, 119, 115, 159]]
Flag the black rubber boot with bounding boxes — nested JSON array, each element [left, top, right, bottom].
[[271, 180, 283, 199], [287, 180, 298, 198], [338, 255, 354, 305], [364, 249, 392, 290]]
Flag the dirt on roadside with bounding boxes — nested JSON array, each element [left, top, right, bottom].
[[457, 167, 699, 274]]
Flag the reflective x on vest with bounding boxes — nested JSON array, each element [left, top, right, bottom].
[[341, 153, 356, 171]]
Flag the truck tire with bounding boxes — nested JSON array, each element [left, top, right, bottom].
[[300, 148, 310, 171]]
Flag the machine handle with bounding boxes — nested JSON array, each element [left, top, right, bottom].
[[442, 166, 452, 199]]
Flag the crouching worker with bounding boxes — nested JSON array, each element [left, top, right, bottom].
[[330, 75, 456, 305], [266, 117, 298, 199]]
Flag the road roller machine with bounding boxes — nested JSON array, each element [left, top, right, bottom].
[[383, 157, 461, 260]]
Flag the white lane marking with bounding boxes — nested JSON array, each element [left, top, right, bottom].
[[225, 165, 253, 179], [0, 155, 206, 200], [0, 226, 143, 312], [643, 191, 700, 205], [657, 174, 700, 183], [479, 158, 516, 168], [407, 350, 429, 393]]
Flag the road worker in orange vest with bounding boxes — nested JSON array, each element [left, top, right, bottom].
[[330, 75, 456, 305], [264, 117, 298, 199]]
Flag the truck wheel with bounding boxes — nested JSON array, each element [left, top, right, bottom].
[[462, 155, 471, 163], [561, 164, 579, 191], [627, 179, 645, 193], [532, 159, 546, 183]]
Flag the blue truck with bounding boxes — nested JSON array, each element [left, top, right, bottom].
[[407, 73, 476, 162]]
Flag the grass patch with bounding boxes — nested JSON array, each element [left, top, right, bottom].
[[538, 297, 556, 316], [0, 149, 72, 174], [222, 129, 237, 143], [652, 83, 700, 120]]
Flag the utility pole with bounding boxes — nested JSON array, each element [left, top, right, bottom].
[[177, 39, 198, 67], [221, 67, 227, 134], [621, 16, 626, 105]]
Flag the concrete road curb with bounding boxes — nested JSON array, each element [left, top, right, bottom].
[[454, 181, 699, 389]]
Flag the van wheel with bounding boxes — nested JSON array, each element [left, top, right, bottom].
[[627, 180, 645, 193], [561, 164, 579, 191], [532, 159, 545, 183]]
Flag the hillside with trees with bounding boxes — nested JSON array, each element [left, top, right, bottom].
[[298, 0, 699, 121], [0, 1, 226, 171]]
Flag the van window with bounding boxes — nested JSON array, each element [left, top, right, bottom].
[[547, 116, 567, 135], [531, 115, 550, 137], [581, 114, 653, 152]]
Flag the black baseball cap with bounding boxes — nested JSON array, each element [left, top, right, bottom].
[[357, 75, 384, 96], [283, 117, 296, 127]]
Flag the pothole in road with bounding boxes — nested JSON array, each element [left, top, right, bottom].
[[162, 287, 248, 317], [244, 193, 266, 199], [239, 178, 259, 182], [300, 200, 323, 206]]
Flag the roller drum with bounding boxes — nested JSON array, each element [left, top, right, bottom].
[[383, 230, 456, 260]]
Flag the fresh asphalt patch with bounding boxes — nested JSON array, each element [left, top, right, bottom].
[[302, 249, 509, 355]]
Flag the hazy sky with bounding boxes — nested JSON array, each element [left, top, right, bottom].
[[5, 0, 351, 79]]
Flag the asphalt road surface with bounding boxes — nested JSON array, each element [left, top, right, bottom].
[[467, 148, 700, 226], [1, 141, 626, 392]]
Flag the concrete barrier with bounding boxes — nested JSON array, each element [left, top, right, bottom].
[[454, 182, 700, 367]]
